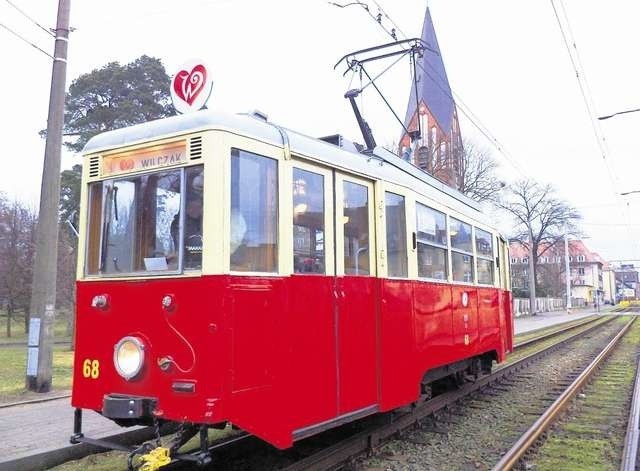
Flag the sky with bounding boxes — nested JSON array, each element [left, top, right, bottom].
[[1, 0, 640, 262]]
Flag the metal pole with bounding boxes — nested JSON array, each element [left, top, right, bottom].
[[26, 0, 71, 392], [565, 226, 572, 314], [528, 225, 537, 315]]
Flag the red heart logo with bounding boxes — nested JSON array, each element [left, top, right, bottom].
[[173, 65, 207, 106], [119, 159, 134, 171]]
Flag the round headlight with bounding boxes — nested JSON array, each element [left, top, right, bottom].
[[114, 336, 145, 380]]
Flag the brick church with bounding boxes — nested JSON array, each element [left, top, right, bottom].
[[399, 7, 463, 190]]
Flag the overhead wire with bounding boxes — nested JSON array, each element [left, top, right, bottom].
[[336, 0, 638, 260], [347, 0, 529, 178], [551, 0, 640, 258], [3, 0, 54, 37], [0, 21, 52, 59]]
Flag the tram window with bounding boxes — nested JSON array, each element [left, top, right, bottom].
[[475, 227, 494, 285], [292, 168, 324, 274], [85, 183, 104, 275], [475, 228, 493, 258], [385, 192, 407, 278], [416, 203, 447, 280], [477, 258, 494, 285], [450, 218, 472, 252], [452, 252, 474, 283], [343, 181, 369, 276], [173, 166, 204, 270], [230, 149, 278, 272]]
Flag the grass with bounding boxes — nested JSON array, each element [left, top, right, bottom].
[[0, 345, 74, 403], [0, 309, 73, 342]]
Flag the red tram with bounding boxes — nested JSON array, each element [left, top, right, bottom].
[[70, 109, 513, 463]]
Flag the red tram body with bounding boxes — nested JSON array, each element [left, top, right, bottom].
[[71, 111, 513, 452]]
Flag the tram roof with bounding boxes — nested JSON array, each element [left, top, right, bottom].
[[83, 110, 490, 226]]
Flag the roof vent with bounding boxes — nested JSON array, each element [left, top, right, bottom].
[[250, 110, 269, 122], [189, 136, 202, 160], [88, 155, 100, 178]]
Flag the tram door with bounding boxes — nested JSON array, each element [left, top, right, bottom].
[[334, 173, 378, 414]]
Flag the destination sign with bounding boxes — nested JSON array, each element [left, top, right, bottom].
[[101, 141, 187, 177]]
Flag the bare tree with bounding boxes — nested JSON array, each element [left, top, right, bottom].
[[458, 142, 504, 202], [0, 195, 37, 337], [497, 180, 580, 312]]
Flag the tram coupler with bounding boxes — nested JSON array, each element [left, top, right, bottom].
[[170, 425, 212, 467]]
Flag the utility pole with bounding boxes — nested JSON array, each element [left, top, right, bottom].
[[26, 0, 71, 392], [528, 225, 537, 315], [564, 225, 572, 314]]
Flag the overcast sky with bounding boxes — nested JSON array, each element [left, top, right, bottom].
[[1, 0, 640, 262]]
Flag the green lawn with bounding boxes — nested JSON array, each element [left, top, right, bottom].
[[0, 310, 72, 342], [0, 345, 74, 403]]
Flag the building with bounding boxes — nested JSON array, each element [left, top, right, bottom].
[[398, 7, 463, 190], [615, 264, 639, 300], [509, 240, 604, 305]]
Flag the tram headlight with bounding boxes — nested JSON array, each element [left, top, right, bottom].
[[113, 336, 145, 380]]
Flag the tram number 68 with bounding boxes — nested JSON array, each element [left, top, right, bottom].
[[82, 359, 100, 379]]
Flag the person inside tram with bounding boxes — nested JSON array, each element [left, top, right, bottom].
[[170, 197, 203, 269]]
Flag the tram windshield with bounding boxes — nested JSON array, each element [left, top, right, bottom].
[[85, 165, 204, 276]]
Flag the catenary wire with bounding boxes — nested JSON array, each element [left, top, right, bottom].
[[551, 0, 639, 257], [3, 0, 54, 37], [0, 21, 52, 58], [339, 0, 530, 178]]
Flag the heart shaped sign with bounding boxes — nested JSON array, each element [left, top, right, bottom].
[[170, 60, 213, 114], [173, 65, 206, 106]]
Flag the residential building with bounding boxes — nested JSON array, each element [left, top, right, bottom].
[[398, 7, 463, 190], [509, 240, 604, 304]]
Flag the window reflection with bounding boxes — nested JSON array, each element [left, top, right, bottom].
[[292, 168, 325, 274], [475, 228, 493, 258], [452, 252, 474, 283], [343, 181, 369, 275], [230, 149, 278, 272], [416, 203, 447, 280], [450, 218, 472, 252], [477, 258, 494, 285]]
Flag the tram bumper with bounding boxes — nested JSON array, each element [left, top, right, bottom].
[[102, 394, 157, 420]]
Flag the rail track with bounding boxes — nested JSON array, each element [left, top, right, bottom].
[[0, 314, 619, 471], [493, 316, 637, 470]]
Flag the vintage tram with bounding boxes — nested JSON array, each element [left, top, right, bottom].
[[70, 109, 513, 464]]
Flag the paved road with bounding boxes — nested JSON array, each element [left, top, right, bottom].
[[514, 308, 600, 334], [0, 396, 129, 467]]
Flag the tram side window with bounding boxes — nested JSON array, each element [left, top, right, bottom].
[[230, 149, 278, 272], [86, 184, 103, 275], [450, 217, 474, 283], [292, 168, 325, 274], [475, 228, 494, 285], [385, 192, 407, 278], [343, 181, 369, 275], [416, 203, 447, 280]]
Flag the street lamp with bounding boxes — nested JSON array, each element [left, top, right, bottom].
[[598, 108, 640, 120]]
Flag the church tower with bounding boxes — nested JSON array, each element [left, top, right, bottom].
[[399, 7, 463, 190]]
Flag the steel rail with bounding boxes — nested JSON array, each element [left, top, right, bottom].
[[620, 344, 640, 471], [282, 316, 619, 471], [493, 317, 636, 471]]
